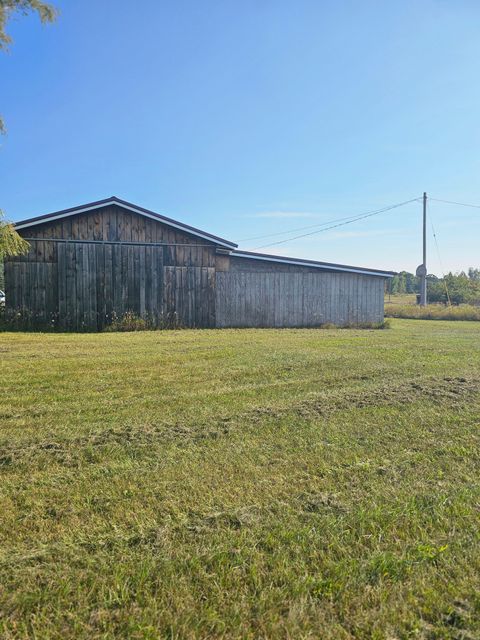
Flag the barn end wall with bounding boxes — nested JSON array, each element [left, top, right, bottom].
[[215, 265, 385, 328], [4, 205, 218, 330]]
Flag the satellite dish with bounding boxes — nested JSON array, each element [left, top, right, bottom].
[[416, 264, 427, 277]]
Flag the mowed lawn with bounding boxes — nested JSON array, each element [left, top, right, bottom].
[[1, 321, 479, 640]]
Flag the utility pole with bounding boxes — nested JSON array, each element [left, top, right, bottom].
[[416, 192, 427, 306]]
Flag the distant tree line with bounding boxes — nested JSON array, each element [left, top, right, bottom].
[[388, 269, 480, 305]]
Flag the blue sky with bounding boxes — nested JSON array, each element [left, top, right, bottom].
[[1, 0, 479, 273]]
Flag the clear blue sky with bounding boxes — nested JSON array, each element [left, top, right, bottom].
[[1, 0, 479, 273]]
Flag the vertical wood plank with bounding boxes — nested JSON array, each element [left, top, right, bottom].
[[105, 243, 114, 322], [57, 243, 67, 329], [139, 245, 146, 317], [88, 243, 97, 330], [127, 245, 134, 312], [95, 244, 105, 329]]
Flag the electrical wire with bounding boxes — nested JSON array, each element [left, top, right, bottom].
[[241, 197, 422, 244], [429, 197, 480, 209], [248, 197, 421, 251], [428, 203, 452, 306], [243, 195, 478, 246], [239, 211, 379, 243]]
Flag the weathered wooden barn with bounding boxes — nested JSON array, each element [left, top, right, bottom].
[[5, 197, 394, 330]]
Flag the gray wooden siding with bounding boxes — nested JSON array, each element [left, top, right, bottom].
[[5, 240, 216, 330], [216, 270, 384, 327], [5, 204, 386, 330], [4, 262, 58, 325], [12, 205, 218, 267], [228, 256, 322, 273], [5, 205, 219, 329]]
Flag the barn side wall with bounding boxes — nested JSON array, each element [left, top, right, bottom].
[[5, 204, 387, 330], [215, 266, 385, 328]]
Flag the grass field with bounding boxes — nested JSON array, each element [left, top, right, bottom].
[[385, 303, 480, 322], [1, 321, 480, 639], [384, 293, 418, 305]]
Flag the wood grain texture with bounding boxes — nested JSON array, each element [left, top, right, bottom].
[[5, 204, 386, 330], [216, 270, 385, 327]]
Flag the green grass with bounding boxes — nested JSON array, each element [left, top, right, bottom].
[[1, 321, 479, 639], [385, 303, 480, 321]]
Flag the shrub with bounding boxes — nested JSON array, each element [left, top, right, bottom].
[[104, 311, 151, 332], [104, 311, 182, 332], [338, 320, 391, 330], [0, 308, 183, 332], [0, 308, 60, 331]]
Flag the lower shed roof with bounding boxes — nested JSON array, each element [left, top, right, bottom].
[[231, 251, 396, 278]]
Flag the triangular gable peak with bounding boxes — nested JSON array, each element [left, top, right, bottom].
[[14, 196, 237, 250]]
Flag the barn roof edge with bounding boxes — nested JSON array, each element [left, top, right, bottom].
[[13, 196, 238, 249], [12, 198, 396, 276], [232, 250, 396, 278]]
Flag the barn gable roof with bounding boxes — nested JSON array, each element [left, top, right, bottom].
[[232, 250, 396, 278], [14, 196, 238, 250], [14, 197, 395, 277]]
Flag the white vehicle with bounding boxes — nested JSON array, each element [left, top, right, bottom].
[[0, 290, 5, 306]]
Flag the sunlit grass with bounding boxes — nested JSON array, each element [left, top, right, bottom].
[[1, 320, 479, 639]]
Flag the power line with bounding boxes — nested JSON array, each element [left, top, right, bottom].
[[428, 202, 452, 306], [239, 211, 378, 243], [249, 197, 421, 251], [241, 198, 422, 244], [430, 197, 480, 209]]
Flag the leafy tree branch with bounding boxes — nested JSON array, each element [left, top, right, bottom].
[[0, 0, 57, 133], [0, 210, 29, 259]]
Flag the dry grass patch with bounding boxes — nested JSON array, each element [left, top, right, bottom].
[[385, 303, 480, 321]]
